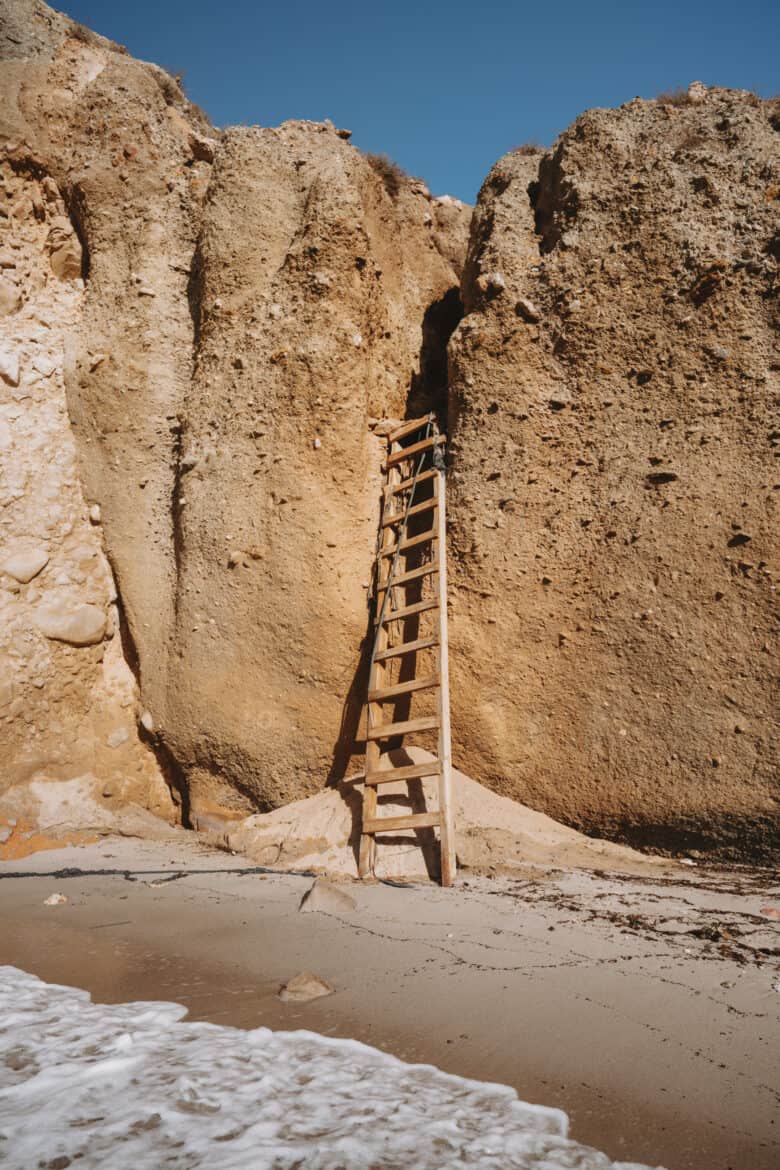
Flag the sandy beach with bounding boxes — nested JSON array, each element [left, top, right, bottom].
[[1, 834, 777, 1170]]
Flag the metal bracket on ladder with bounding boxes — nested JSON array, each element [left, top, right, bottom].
[[359, 414, 456, 887]]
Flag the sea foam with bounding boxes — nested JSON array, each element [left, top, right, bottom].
[[0, 966, 661, 1169]]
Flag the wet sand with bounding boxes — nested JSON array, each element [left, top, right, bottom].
[[1, 835, 778, 1170]]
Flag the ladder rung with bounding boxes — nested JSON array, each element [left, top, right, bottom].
[[374, 635, 438, 662], [364, 811, 440, 834], [380, 529, 436, 558], [366, 715, 439, 741], [384, 468, 438, 498], [377, 562, 437, 592], [365, 760, 442, 785], [381, 599, 438, 624], [368, 674, 439, 702], [381, 498, 436, 528], [386, 434, 446, 469], [387, 415, 435, 444]]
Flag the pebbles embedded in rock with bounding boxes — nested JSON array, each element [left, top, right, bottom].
[[47, 218, 82, 280], [0, 276, 21, 317], [2, 548, 49, 583], [476, 272, 506, 295], [0, 344, 20, 386], [36, 602, 107, 646], [687, 80, 708, 103], [32, 355, 57, 377], [515, 297, 541, 322]]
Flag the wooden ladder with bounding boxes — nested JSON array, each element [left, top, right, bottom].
[[359, 414, 456, 887]]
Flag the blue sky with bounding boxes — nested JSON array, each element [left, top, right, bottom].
[[60, 0, 778, 203]]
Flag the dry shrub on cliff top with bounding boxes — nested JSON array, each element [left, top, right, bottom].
[[655, 87, 693, 107], [366, 153, 410, 198], [70, 19, 128, 54], [511, 141, 545, 156]]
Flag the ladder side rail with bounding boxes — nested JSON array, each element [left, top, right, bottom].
[[360, 442, 403, 878], [435, 464, 456, 887]]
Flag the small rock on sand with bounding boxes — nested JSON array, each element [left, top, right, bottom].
[[299, 878, 357, 915], [278, 971, 334, 1003], [43, 893, 67, 906]]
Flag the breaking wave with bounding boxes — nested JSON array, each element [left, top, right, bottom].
[[0, 966, 660, 1169]]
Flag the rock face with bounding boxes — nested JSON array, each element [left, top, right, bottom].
[[1, 3, 776, 861], [0, 157, 172, 826], [162, 127, 467, 817], [0, 1, 468, 823], [448, 90, 779, 857]]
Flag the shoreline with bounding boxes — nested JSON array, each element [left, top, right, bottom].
[[1, 835, 778, 1170]]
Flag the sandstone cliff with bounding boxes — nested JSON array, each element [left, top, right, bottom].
[[448, 90, 778, 857], [1, 2, 776, 860], [0, 1, 469, 832]]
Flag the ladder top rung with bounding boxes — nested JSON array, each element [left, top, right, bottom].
[[387, 415, 435, 444], [374, 635, 438, 662], [386, 433, 446, 470], [365, 760, 442, 785], [377, 562, 437, 591], [384, 468, 438, 497], [380, 528, 436, 558], [381, 498, 436, 528], [366, 715, 439, 741], [368, 674, 439, 703], [364, 811, 441, 834], [380, 598, 438, 624]]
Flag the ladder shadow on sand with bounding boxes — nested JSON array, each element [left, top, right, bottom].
[[337, 745, 441, 883]]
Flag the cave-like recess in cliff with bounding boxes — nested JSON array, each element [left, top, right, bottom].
[[405, 286, 463, 427]]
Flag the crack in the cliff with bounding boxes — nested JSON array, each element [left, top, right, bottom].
[[531, 143, 579, 255], [109, 572, 192, 826], [169, 414, 185, 618], [405, 286, 463, 428]]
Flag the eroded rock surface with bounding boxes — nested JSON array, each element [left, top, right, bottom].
[[0, 159, 172, 829], [448, 90, 779, 857], [1, 4, 776, 861], [0, 0, 468, 824]]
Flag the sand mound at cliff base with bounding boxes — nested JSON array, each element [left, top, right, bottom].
[[226, 749, 667, 880]]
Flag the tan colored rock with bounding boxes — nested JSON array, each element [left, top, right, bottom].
[[86, 120, 468, 815], [448, 90, 779, 859], [0, 343, 19, 385], [687, 80, 708, 103], [43, 892, 67, 905], [299, 878, 357, 914], [46, 217, 82, 280], [278, 971, 335, 1003], [0, 276, 20, 317], [2, 548, 49, 583], [36, 600, 107, 645], [1, 1, 776, 865]]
